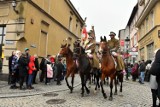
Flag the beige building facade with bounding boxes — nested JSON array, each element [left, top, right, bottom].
[[136, 0, 160, 61], [0, 0, 84, 70]]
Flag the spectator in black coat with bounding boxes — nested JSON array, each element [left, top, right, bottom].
[[8, 51, 15, 84], [18, 53, 28, 90], [33, 54, 39, 84], [150, 49, 160, 107], [39, 55, 51, 83], [56, 58, 64, 85], [39, 57, 46, 82], [24, 48, 30, 86]]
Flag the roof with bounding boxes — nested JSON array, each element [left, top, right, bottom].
[[127, 3, 138, 26], [65, 0, 84, 25]]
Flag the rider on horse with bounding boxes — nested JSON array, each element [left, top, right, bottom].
[[108, 31, 119, 54], [81, 26, 99, 69], [108, 32, 125, 73]]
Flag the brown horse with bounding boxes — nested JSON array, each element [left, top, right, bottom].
[[59, 43, 77, 93], [98, 36, 117, 100]]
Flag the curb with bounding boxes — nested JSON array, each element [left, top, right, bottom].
[[0, 82, 81, 98]]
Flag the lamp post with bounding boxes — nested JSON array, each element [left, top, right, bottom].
[[125, 37, 130, 80], [12, 0, 19, 14]]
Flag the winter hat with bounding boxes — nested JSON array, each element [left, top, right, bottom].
[[25, 48, 29, 52]]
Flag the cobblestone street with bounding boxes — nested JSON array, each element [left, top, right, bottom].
[[0, 75, 153, 107]]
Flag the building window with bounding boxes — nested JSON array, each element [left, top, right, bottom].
[[0, 26, 6, 45], [150, 11, 154, 29], [76, 24, 78, 35], [140, 23, 145, 38], [134, 33, 137, 45], [146, 17, 149, 33], [39, 31, 47, 57], [140, 48, 144, 60], [147, 43, 154, 60], [69, 17, 72, 31], [39, 21, 49, 57]]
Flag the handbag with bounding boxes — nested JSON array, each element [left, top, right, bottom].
[[47, 64, 53, 78]]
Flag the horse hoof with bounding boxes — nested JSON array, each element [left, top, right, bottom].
[[81, 93, 84, 97], [109, 97, 113, 101], [114, 92, 117, 95], [87, 90, 90, 94], [103, 94, 107, 99], [69, 86, 73, 90]]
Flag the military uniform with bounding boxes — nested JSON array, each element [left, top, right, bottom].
[[81, 26, 99, 69], [108, 32, 124, 72], [108, 38, 119, 52]]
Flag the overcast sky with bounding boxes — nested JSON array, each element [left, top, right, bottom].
[[70, 0, 137, 42]]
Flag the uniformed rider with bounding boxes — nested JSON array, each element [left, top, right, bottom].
[[108, 32, 125, 74], [108, 31, 119, 54]]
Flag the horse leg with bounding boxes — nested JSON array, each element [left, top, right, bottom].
[[95, 69, 100, 91], [100, 73, 107, 99], [84, 75, 90, 94], [88, 74, 91, 88], [109, 76, 114, 101], [65, 73, 72, 92], [114, 76, 118, 95], [119, 73, 123, 93], [70, 73, 75, 93], [91, 68, 94, 83], [80, 74, 85, 97]]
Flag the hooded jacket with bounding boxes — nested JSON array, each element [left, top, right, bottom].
[[28, 56, 36, 74]]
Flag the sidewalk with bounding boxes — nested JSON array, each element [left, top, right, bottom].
[[0, 74, 81, 98]]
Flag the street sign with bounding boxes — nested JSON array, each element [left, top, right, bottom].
[[129, 52, 138, 56], [120, 40, 124, 46], [131, 47, 137, 52]]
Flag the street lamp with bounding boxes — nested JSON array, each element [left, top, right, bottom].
[[12, 0, 19, 14], [125, 37, 130, 80]]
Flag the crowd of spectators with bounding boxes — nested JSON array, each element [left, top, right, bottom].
[[8, 48, 66, 90]]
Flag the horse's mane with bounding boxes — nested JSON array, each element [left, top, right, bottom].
[[68, 47, 73, 56]]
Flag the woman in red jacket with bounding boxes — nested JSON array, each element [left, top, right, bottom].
[[27, 56, 36, 89]]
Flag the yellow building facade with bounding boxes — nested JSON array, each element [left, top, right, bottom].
[[0, 0, 84, 68], [136, 0, 160, 61]]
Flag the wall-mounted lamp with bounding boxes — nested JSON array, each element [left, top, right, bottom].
[[12, 0, 19, 14]]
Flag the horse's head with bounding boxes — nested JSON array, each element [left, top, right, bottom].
[[59, 43, 71, 57], [99, 36, 109, 54], [73, 39, 85, 59]]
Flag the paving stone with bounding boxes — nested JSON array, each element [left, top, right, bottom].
[[0, 76, 153, 107]]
